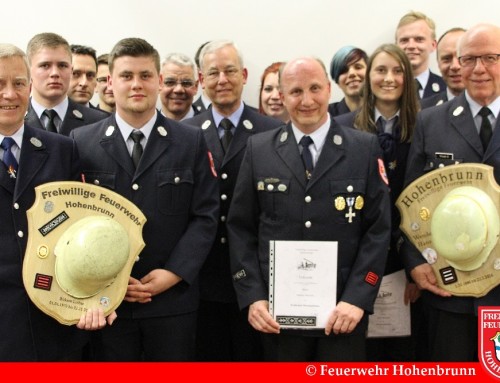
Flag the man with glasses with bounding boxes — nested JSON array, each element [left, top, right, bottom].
[[159, 53, 200, 121], [95, 53, 115, 114], [401, 23, 500, 361], [185, 40, 282, 361]]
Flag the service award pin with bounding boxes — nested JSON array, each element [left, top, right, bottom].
[[333, 135, 342, 145], [432, 83, 440, 93], [355, 196, 364, 210], [335, 196, 346, 210], [105, 126, 115, 136], [280, 132, 288, 142], [202, 120, 211, 130]]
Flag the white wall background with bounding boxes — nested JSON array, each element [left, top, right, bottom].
[[2, 0, 498, 107]]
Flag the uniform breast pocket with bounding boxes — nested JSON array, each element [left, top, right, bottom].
[[424, 157, 463, 172], [257, 178, 290, 222], [83, 171, 116, 189], [330, 179, 366, 224], [157, 169, 194, 214]]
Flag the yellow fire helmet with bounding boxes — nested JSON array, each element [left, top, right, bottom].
[[54, 215, 130, 298], [431, 186, 500, 271]]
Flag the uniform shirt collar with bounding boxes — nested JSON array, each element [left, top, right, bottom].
[[415, 69, 430, 91], [465, 92, 500, 119], [291, 114, 330, 153], [212, 101, 244, 128], [116, 110, 156, 142], [31, 97, 68, 121]]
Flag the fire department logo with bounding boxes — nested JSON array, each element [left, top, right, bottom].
[[479, 306, 500, 379]]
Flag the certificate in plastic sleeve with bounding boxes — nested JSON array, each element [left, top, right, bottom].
[[269, 240, 337, 329], [367, 269, 411, 338]]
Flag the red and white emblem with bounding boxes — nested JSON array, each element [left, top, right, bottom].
[[377, 158, 389, 185], [479, 306, 500, 380]]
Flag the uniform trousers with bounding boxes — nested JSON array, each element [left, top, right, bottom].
[[92, 311, 197, 361], [261, 315, 368, 361], [196, 300, 263, 361]]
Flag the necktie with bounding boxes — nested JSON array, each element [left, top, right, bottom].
[[220, 118, 234, 153], [415, 79, 422, 99], [1, 137, 18, 178], [130, 130, 144, 169], [43, 109, 58, 133], [376, 117, 387, 133], [299, 135, 314, 180], [479, 107, 492, 151]]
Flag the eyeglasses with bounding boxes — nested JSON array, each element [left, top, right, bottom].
[[96, 77, 108, 84], [163, 79, 196, 88], [458, 54, 500, 68], [204, 67, 240, 81]]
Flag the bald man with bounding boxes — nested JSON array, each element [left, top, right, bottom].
[[228, 57, 391, 361]]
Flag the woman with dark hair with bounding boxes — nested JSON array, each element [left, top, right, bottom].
[[335, 43, 422, 362], [328, 46, 368, 116], [258, 61, 289, 123]]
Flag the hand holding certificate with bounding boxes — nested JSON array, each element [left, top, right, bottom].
[[269, 241, 338, 329]]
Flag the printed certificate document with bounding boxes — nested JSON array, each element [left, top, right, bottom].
[[269, 240, 337, 329], [367, 269, 411, 338]]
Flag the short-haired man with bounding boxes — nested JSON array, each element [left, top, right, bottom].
[[25, 33, 107, 136], [95, 53, 115, 114], [70, 37, 219, 361], [0, 43, 109, 361], [228, 57, 391, 361], [402, 23, 500, 361], [159, 53, 200, 121], [185, 40, 282, 361], [68, 44, 98, 107], [421, 28, 466, 109], [396, 10, 446, 99]]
